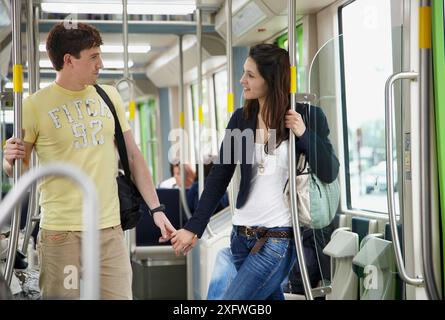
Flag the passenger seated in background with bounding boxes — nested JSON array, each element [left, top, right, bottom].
[[158, 163, 195, 189], [186, 158, 229, 214]]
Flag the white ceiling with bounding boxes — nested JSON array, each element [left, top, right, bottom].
[[11, 0, 339, 87], [37, 32, 178, 70]]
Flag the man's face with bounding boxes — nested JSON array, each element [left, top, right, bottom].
[[173, 165, 181, 187], [69, 46, 103, 86]]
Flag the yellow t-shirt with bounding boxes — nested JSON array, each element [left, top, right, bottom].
[[23, 82, 131, 231]]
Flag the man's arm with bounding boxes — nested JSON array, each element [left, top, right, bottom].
[[123, 130, 176, 241], [3, 137, 33, 177]]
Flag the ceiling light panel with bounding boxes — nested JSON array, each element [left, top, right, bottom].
[[40, 1, 196, 15], [39, 44, 151, 53]]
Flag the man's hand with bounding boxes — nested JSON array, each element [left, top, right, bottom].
[[4, 137, 26, 166], [171, 229, 198, 256], [152, 212, 176, 243]]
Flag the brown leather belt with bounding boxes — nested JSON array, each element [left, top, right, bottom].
[[236, 226, 293, 254]]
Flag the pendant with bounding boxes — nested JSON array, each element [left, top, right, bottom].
[[258, 164, 265, 174]]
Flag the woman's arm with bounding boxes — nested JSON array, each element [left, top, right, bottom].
[[171, 109, 242, 256], [182, 110, 241, 237], [297, 106, 339, 183]]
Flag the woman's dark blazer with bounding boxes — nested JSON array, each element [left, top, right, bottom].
[[184, 103, 340, 237]]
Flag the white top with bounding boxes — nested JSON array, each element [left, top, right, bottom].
[[232, 140, 292, 228], [158, 177, 178, 189]]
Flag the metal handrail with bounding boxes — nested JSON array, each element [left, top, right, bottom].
[[384, 71, 423, 287], [225, 0, 238, 216], [287, 0, 313, 300], [195, 8, 215, 238], [22, 0, 39, 256], [419, 0, 441, 299], [0, 164, 100, 299], [5, 0, 23, 285], [115, 77, 134, 94], [122, 0, 129, 80], [177, 35, 193, 221], [196, 8, 204, 199]]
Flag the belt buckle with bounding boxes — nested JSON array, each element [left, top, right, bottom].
[[240, 226, 254, 237]]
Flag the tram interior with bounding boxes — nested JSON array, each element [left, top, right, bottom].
[[0, 0, 444, 300]]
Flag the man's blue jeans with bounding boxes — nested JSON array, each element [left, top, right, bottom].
[[221, 226, 296, 300]]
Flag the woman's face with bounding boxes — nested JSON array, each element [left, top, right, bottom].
[[240, 57, 268, 101]]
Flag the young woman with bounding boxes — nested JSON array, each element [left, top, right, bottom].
[[171, 43, 339, 300]]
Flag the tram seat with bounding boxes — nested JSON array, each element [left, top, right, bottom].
[[131, 188, 187, 299], [352, 235, 396, 299], [0, 274, 13, 299], [323, 228, 359, 299], [189, 206, 232, 300], [352, 216, 378, 244], [384, 223, 403, 300], [135, 188, 186, 246], [323, 217, 379, 299]]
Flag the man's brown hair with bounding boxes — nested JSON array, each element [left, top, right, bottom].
[[46, 22, 103, 71]]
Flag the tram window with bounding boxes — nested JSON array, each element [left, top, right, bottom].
[[213, 69, 228, 143], [191, 80, 214, 157], [340, 0, 400, 214], [275, 25, 304, 91], [138, 100, 159, 185]]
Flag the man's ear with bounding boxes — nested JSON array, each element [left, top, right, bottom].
[[63, 53, 72, 68]]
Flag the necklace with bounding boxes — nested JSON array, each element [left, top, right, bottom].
[[257, 144, 266, 175], [256, 126, 268, 175]]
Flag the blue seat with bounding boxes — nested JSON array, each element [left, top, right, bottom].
[[136, 188, 187, 246], [385, 223, 403, 300], [351, 216, 371, 244], [351, 217, 373, 279]]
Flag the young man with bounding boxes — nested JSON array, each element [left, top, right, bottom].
[[2, 22, 175, 299]]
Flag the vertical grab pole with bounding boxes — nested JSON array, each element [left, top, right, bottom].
[[123, 0, 129, 80], [5, 0, 23, 285], [419, 0, 441, 300], [122, 0, 136, 130], [226, 0, 236, 214], [178, 35, 193, 219], [22, 0, 38, 256], [196, 8, 204, 198], [288, 0, 313, 300], [34, 5, 40, 91]]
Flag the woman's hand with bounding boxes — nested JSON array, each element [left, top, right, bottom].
[[171, 229, 198, 256], [285, 110, 306, 138]]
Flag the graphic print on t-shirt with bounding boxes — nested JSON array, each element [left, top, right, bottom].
[[47, 97, 113, 149]]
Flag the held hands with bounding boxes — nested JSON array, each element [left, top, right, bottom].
[[153, 212, 177, 243], [3, 137, 25, 166], [171, 229, 198, 256], [285, 110, 306, 138]]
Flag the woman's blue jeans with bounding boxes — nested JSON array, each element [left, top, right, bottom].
[[222, 226, 296, 300]]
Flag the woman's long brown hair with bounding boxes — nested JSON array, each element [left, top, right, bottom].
[[243, 43, 290, 150]]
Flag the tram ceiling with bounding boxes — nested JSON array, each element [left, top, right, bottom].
[[37, 20, 216, 35], [2, 0, 339, 86], [215, 0, 337, 46]]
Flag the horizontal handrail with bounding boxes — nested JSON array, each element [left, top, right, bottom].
[[0, 163, 100, 299]]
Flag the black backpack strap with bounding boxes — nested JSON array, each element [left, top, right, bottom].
[[94, 84, 132, 183]]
